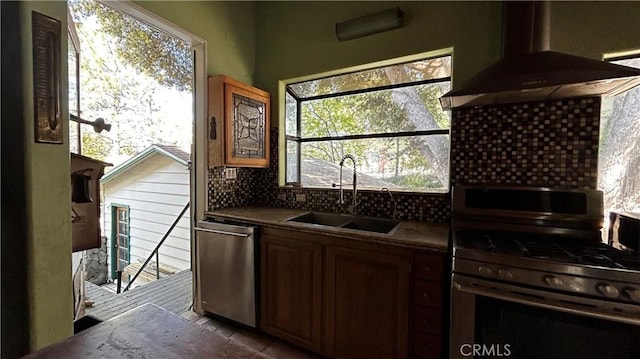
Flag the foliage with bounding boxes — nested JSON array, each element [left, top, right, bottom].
[[69, 0, 192, 92], [68, 0, 192, 165], [598, 57, 640, 214], [296, 72, 451, 190], [81, 132, 111, 161]]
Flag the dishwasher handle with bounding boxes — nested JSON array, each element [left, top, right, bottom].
[[195, 227, 252, 238]]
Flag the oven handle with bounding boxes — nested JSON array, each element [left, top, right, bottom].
[[453, 274, 640, 326]]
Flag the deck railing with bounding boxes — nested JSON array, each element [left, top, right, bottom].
[[121, 202, 190, 292]]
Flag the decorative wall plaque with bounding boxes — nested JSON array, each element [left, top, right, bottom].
[[32, 11, 62, 144]]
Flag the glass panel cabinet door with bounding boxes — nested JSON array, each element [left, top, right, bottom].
[[224, 82, 271, 167]]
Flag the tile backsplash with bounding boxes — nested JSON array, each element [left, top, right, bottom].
[[208, 97, 602, 221], [208, 128, 451, 222], [451, 97, 601, 189]]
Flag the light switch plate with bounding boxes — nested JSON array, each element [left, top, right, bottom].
[[224, 167, 237, 180]]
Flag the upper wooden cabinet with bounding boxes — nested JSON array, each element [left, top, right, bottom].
[[208, 75, 270, 168]]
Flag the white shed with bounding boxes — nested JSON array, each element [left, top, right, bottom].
[[101, 144, 191, 282]]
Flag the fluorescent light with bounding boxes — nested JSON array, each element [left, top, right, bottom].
[[336, 7, 404, 41]]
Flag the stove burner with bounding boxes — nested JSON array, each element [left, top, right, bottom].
[[456, 229, 640, 271]]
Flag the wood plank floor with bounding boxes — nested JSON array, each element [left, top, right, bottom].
[[84, 269, 320, 358], [85, 268, 193, 321]]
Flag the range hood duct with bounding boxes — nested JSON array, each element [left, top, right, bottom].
[[440, 1, 640, 109]]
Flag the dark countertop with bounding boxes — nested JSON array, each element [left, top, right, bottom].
[[205, 206, 450, 252], [25, 304, 259, 358]]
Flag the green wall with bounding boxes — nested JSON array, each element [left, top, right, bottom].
[[20, 0, 73, 351], [550, 1, 640, 59], [135, 0, 256, 84], [2, 1, 73, 356], [254, 1, 502, 113]]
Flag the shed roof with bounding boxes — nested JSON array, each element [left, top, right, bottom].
[[100, 144, 190, 184]]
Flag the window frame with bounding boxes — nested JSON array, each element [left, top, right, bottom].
[[599, 52, 640, 241], [280, 51, 453, 192], [110, 204, 131, 280]]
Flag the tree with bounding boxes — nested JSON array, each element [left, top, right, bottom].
[[69, 0, 192, 91], [68, 0, 193, 165], [293, 57, 452, 190], [599, 57, 640, 213]]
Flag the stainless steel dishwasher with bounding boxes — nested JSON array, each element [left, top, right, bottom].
[[195, 220, 257, 327]]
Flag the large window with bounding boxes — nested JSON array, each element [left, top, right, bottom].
[[284, 54, 452, 192], [599, 55, 640, 227]]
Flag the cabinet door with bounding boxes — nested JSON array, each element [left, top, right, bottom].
[[223, 82, 270, 167], [207, 75, 270, 168], [325, 246, 411, 359], [261, 234, 322, 352]]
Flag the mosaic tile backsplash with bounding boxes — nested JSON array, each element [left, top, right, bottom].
[[209, 97, 602, 221], [208, 128, 451, 222], [451, 97, 601, 189]]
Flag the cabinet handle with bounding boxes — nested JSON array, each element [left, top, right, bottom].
[[209, 117, 217, 139], [195, 227, 251, 237], [424, 265, 431, 272], [423, 292, 430, 300]]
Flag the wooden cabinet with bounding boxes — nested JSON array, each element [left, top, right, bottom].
[[324, 246, 410, 359], [208, 75, 270, 168], [261, 229, 323, 352], [411, 252, 446, 359], [71, 153, 110, 251], [260, 227, 414, 358]]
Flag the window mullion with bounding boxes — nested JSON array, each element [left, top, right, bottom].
[[299, 129, 450, 143], [296, 98, 302, 185]]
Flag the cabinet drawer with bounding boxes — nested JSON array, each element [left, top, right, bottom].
[[414, 252, 444, 280], [413, 280, 443, 308], [413, 332, 441, 358], [413, 306, 442, 335]]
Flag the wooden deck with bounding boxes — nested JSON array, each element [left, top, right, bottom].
[[84, 269, 193, 321], [82, 268, 319, 358]]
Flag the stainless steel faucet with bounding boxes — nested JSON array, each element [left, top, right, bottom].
[[381, 187, 398, 220], [337, 154, 359, 214]]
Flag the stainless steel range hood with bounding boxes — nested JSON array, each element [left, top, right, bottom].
[[440, 1, 640, 109]]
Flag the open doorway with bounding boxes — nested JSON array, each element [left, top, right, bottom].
[[68, 0, 206, 295]]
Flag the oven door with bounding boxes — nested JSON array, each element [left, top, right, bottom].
[[450, 274, 640, 359]]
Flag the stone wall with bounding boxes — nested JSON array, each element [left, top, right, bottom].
[[84, 236, 108, 285]]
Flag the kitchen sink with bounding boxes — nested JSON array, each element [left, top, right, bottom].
[[286, 212, 352, 227], [286, 212, 399, 234], [340, 217, 399, 234]]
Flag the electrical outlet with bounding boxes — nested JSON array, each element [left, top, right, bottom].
[[296, 194, 306, 202], [277, 193, 286, 201], [224, 167, 237, 180]]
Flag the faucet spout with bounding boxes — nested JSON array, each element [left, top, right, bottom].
[[381, 187, 398, 220], [338, 154, 359, 215]]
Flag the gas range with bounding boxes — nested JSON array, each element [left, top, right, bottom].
[[450, 186, 640, 324], [453, 229, 640, 305]]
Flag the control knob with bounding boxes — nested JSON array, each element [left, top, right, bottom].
[[623, 287, 640, 302], [544, 275, 563, 288], [478, 265, 493, 276], [498, 268, 513, 280], [596, 283, 619, 298]]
